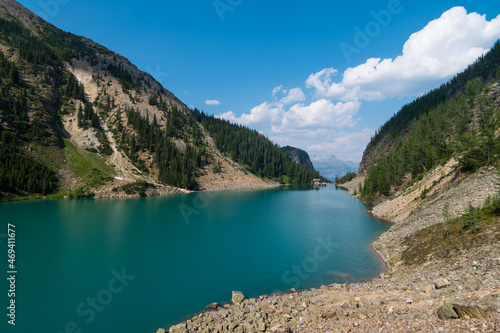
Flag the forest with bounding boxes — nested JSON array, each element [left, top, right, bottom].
[[118, 106, 203, 190], [335, 171, 356, 185], [193, 109, 322, 184], [361, 77, 500, 199], [367, 41, 500, 151], [0, 127, 57, 195], [0, 13, 323, 198]]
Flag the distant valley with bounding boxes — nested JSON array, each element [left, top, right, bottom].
[[311, 155, 359, 182]]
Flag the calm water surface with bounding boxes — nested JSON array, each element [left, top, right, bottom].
[[0, 185, 390, 333]]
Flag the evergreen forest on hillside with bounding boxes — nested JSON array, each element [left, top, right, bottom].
[[362, 76, 500, 199], [193, 109, 322, 184]]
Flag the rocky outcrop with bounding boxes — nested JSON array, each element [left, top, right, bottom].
[[282, 146, 315, 173], [357, 134, 396, 176]]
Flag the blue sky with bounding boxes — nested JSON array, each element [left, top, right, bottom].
[[18, 0, 500, 162]]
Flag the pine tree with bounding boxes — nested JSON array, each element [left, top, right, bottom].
[[9, 66, 20, 85], [77, 105, 83, 128], [91, 112, 99, 128]]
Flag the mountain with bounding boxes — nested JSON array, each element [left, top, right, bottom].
[[281, 146, 316, 173], [311, 155, 359, 182], [357, 41, 500, 203], [0, 0, 319, 200], [359, 41, 500, 177]]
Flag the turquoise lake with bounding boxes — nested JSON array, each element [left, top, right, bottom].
[[0, 185, 390, 333]]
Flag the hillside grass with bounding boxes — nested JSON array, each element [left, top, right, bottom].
[[63, 139, 113, 177], [62, 139, 114, 188], [401, 204, 500, 266]]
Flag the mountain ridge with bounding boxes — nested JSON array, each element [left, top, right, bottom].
[[311, 155, 359, 182], [0, 0, 319, 201], [358, 41, 500, 177], [281, 146, 316, 173]]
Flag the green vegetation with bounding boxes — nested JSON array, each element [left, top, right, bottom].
[[105, 62, 143, 93], [335, 171, 356, 184], [193, 109, 321, 184], [63, 139, 114, 189], [119, 107, 203, 190], [113, 181, 153, 197], [0, 128, 57, 196], [368, 40, 500, 150], [361, 41, 500, 200], [401, 187, 500, 267]]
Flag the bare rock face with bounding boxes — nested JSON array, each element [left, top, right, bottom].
[[281, 146, 316, 173]]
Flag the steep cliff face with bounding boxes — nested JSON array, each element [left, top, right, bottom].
[[282, 146, 316, 173]]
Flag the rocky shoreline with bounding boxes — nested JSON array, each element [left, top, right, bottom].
[[159, 165, 500, 333], [162, 238, 499, 333]]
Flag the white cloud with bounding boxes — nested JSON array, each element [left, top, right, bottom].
[[233, 102, 284, 127], [205, 99, 221, 106], [216, 111, 236, 121], [219, 99, 359, 131], [280, 87, 306, 105], [272, 85, 283, 97], [218, 7, 500, 162], [308, 7, 500, 101], [268, 128, 374, 162], [307, 128, 373, 154], [306, 68, 359, 102], [279, 99, 360, 130]]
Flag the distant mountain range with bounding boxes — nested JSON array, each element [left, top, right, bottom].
[[311, 155, 359, 182]]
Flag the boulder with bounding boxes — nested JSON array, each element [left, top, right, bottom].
[[232, 291, 245, 304], [434, 278, 451, 289], [168, 323, 187, 333], [436, 301, 459, 320], [205, 302, 219, 310], [452, 300, 486, 319]]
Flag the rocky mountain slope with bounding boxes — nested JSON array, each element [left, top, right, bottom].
[[281, 146, 316, 173], [358, 42, 500, 176], [0, 0, 319, 201]]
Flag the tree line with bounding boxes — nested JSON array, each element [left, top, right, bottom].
[[0, 128, 57, 195], [118, 107, 204, 190], [368, 41, 500, 151], [335, 171, 356, 184], [361, 78, 500, 199], [192, 109, 321, 184]]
